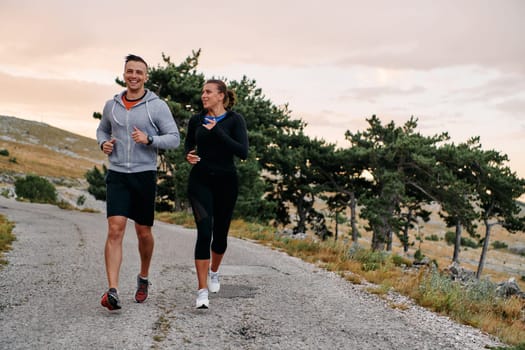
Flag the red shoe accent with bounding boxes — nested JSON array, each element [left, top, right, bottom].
[[101, 291, 121, 310], [135, 277, 149, 303], [101, 293, 115, 310]]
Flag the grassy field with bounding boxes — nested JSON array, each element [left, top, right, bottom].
[[0, 139, 105, 178], [0, 115, 105, 179]]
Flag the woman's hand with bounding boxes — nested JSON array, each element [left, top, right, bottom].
[[203, 117, 217, 130], [186, 149, 200, 165]]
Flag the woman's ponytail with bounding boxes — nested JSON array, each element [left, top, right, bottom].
[[225, 89, 237, 109]]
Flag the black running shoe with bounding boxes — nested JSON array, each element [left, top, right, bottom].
[[135, 275, 150, 303], [101, 288, 121, 310]]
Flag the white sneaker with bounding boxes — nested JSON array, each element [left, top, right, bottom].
[[208, 270, 220, 293], [196, 288, 209, 309]]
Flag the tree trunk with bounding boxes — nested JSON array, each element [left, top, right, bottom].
[[452, 220, 462, 263], [402, 224, 409, 253], [402, 209, 413, 253], [372, 229, 381, 251], [349, 193, 359, 243], [334, 210, 338, 241], [295, 199, 307, 234], [372, 221, 388, 251], [476, 220, 492, 279], [371, 226, 382, 251], [386, 228, 393, 251]]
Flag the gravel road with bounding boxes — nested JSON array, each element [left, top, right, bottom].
[[0, 196, 506, 350]]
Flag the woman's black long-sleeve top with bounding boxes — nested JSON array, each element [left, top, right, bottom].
[[184, 110, 249, 175]]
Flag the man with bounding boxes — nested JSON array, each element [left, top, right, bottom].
[[96, 54, 180, 310]]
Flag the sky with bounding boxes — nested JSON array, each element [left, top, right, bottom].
[[1, 0, 524, 178]]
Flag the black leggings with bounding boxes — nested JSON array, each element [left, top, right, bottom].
[[188, 167, 238, 260]]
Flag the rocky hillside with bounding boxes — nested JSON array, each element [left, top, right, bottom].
[[0, 115, 105, 177], [0, 115, 106, 211]]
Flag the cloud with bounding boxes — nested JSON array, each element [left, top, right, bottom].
[[2, 1, 524, 73], [438, 73, 525, 121], [339, 85, 426, 103], [1, 0, 524, 177], [294, 109, 367, 146], [0, 72, 119, 108], [494, 98, 525, 116], [0, 71, 122, 138], [447, 74, 525, 101], [333, 2, 525, 73]]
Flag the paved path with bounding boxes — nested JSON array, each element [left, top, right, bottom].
[[0, 197, 504, 349]]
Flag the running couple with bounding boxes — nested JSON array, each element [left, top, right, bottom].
[[96, 54, 248, 310]]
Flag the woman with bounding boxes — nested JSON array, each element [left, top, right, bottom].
[[185, 79, 249, 309]]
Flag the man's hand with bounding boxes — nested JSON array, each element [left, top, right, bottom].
[[102, 138, 116, 155], [132, 126, 148, 144]]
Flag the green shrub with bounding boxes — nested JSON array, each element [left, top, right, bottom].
[[8, 157, 17, 164], [492, 240, 508, 249], [76, 195, 86, 206], [444, 231, 479, 248], [461, 237, 479, 248], [392, 254, 412, 267], [0, 214, 16, 266], [348, 246, 388, 271], [0, 149, 9, 156], [85, 165, 107, 201], [414, 248, 425, 261], [425, 234, 439, 241], [14, 175, 57, 204], [444, 231, 455, 245], [464, 278, 496, 301]]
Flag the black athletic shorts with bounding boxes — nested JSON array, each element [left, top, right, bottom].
[[105, 170, 157, 226]]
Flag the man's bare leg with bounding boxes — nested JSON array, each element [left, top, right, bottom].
[[105, 216, 127, 289], [135, 222, 154, 278]]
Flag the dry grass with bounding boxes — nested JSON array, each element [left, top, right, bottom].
[[0, 140, 104, 179], [224, 218, 525, 346], [0, 115, 106, 179], [365, 284, 390, 296], [341, 271, 363, 284], [155, 211, 196, 228], [0, 214, 16, 266], [332, 209, 525, 291], [389, 302, 411, 311]]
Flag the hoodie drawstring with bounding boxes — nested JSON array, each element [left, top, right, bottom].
[[146, 100, 159, 133], [111, 101, 125, 126], [112, 93, 159, 132]]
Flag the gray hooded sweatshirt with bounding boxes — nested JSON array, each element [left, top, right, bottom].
[[96, 89, 180, 173]]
